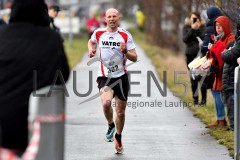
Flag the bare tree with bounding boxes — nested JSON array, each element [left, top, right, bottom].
[[167, 0, 183, 52], [138, 0, 164, 45], [201, 0, 240, 30], [114, 0, 240, 54], [113, 0, 138, 17]]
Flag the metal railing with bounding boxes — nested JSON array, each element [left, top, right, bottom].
[[235, 66, 240, 160], [0, 86, 66, 159], [28, 86, 65, 160]]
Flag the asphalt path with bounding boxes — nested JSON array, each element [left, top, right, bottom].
[[64, 40, 232, 160]]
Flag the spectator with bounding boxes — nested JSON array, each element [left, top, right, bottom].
[[0, 0, 69, 156], [101, 11, 107, 27], [135, 8, 145, 31], [207, 16, 235, 128], [182, 11, 206, 105], [201, 6, 223, 55], [221, 21, 240, 131], [86, 12, 100, 39], [48, 4, 61, 35], [199, 7, 223, 107]]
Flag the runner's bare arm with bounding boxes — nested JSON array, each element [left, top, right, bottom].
[[120, 42, 137, 62], [88, 39, 97, 58], [125, 49, 137, 62]]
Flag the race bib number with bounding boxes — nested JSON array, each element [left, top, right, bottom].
[[103, 59, 123, 75], [108, 65, 119, 73]]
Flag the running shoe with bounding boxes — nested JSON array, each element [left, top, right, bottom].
[[114, 134, 124, 154], [104, 126, 115, 142]]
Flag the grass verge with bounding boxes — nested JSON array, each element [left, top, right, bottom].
[[64, 34, 89, 69], [128, 28, 234, 157]]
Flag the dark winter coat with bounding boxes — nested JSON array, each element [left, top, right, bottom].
[[222, 38, 240, 93], [201, 7, 223, 55], [0, 0, 69, 151], [182, 18, 206, 56], [50, 17, 61, 35], [50, 17, 64, 42]]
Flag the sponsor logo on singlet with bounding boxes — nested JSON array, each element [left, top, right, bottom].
[[101, 41, 121, 47]]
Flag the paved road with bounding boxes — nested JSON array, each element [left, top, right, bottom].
[[64, 41, 232, 160]]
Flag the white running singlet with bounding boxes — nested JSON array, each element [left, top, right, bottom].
[[91, 27, 136, 78]]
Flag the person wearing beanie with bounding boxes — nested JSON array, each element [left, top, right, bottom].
[[9, 0, 50, 26], [198, 7, 222, 113], [201, 6, 223, 55], [0, 0, 69, 156], [207, 16, 235, 128]]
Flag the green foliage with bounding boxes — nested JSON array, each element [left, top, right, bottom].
[[80, 26, 88, 33], [64, 35, 88, 69]]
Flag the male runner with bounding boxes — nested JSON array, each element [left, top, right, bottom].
[[88, 8, 138, 154]]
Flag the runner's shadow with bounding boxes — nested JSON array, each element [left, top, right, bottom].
[[104, 154, 127, 160]]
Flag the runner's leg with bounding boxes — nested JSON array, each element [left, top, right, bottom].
[[114, 95, 126, 153], [100, 86, 114, 124], [114, 96, 127, 134]]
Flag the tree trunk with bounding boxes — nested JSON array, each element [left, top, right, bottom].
[[138, 0, 163, 46], [168, 0, 182, 52]]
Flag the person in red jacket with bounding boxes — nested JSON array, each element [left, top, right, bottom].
[[86, 13, 100, 38], [207, 16, 235, 128], [101, 11, 107, 27]]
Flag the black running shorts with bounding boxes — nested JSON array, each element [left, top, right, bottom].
[[96, 73, 129, 101]]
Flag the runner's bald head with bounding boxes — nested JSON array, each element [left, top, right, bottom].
[[106, 8, 119, 16]]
